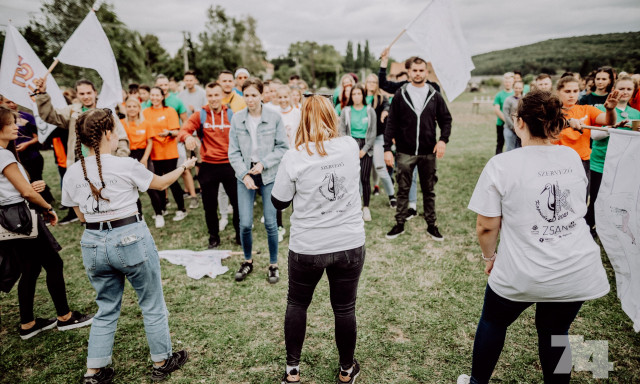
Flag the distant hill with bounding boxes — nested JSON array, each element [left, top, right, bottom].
[[471, 32, 640, 76]]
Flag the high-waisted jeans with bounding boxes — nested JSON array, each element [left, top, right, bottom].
[[80, 220, 172, 368], [284, 245, 365, 369]]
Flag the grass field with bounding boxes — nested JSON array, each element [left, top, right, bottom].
[[1, 91, 639, 383]]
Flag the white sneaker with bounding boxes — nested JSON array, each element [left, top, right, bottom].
[[173, 210, 188, 221], [188, 196, 199, 209], [457, 374, 470, 384], [155, 215, 165, 228], [362, 207, 372, 222], [278, 226, 286, 236], [260, 215, 265, 223], [219, 216, 229, 232]]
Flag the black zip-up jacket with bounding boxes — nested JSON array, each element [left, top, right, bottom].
[[384, 83, 452, 155], [370, 95, 390, 136]]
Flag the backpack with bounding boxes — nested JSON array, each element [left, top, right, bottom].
[[198, 105, 233, 140]]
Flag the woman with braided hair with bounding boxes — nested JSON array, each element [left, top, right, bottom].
[[62, 108, 195, 383]]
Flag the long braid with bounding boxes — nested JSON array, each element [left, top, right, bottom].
[[76, 109, 114, 203]]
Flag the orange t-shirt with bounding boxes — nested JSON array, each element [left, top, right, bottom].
[[143, 107, 180, 161], [555, 104, 601, 160], [121, 118, 148, 150]]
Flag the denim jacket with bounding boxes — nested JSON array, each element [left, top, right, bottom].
[[228, 106, 289, 184]]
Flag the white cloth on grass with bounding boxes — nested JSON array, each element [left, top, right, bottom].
[[595, 129, 640, 332], [158, 249, 231, 279]]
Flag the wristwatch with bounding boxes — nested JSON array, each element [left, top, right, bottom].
[[482, 252, 497, 261]]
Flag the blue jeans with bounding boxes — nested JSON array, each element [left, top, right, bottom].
[[469, 285, 583, 384], [373, 135, 395, 197], [80, 220, 172, 368], [409, 167, 417, 205], [236, 175, 278, 264], [503, 127, 517, 152]]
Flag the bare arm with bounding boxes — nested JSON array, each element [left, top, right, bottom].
[[476, 214, 501, 275], [148, 157, 197, 190], [493, 104, 505, 122], [3, 163, 51, 210], [140, 139, 153, 166]]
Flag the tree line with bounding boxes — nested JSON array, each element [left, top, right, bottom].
[[0, 0, 381, 91]]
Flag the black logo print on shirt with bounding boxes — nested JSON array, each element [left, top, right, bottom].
[[535, 181, 575, 223], [318, 171, 347, 202]]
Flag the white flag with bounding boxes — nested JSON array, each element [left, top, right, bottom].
[[405, 0, 474, 100], [0, 24, 67, 143], [595, 129, 640, 332], [56, 10, 122, 109]]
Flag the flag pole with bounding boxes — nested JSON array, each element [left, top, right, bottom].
[[388, 29, 406, 50], [45, 58, 59, 78], [581, 124, 636, 132]]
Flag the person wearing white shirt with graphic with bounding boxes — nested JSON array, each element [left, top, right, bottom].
[[457, 91, 610, 384], [272, 95, 364, 384]]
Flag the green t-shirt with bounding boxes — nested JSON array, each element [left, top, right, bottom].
[[590, 105, 640, 173], [349, 106, 369, 139], [494, 89, 514, 126], [141, 100, 151, 109], [365, 95, 374, 105]]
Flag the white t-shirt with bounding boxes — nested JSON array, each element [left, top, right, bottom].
[[279, 106, 301, 148], [406, 83, 429, 110], [62, 155, 154, 223], [0, 148, 29, 205], [468, 145, 609, 302], [272, 136, 365, 254], [247, 114, 261, 162]]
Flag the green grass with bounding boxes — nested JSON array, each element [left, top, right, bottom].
[[1, 92, 639, 383]]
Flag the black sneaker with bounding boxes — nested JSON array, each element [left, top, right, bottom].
[[406, 208, 417, 221], [60, 210, 79, 225], [19, 318, 57, 340], [235, 261, 253, 281], [337, 359, 360, 384], [208, 237, 220, 249], [427, 225, 444, 242], [386, 224, 404, 239], [281, 368, 301, 384], [150, 350, 189, 382], [268, 266, 280, 284], [57, 311, 93, 331], [389, 197, 397, 208], [83, 367, 115, 384]]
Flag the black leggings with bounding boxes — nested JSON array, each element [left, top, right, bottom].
[[285, 245, 365, 368], [586, 170, 602, 229], [355, 138, 372, 207], [129, 149, 152, 214], [14, 217, 70, 323], [148, 158, 185, 214]]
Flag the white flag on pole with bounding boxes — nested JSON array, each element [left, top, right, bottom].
[[405, 0, 474, 100], [0, 24, 68, 143], [595, 129, 640, 332], [56, 10, 122, 109]]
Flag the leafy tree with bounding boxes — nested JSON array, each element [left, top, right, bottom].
[[363, 40, 372, 70], [355, 42, 363, 70], [20, 0, 148, 88], [344, 41, 354, 73]]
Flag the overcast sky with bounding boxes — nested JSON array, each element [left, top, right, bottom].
[[2, 0, 639, 61]]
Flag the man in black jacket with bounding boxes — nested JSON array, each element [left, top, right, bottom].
[[383, 56, 452, 241]]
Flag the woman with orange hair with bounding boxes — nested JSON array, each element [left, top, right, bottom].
[[272, 95, 365, 384]]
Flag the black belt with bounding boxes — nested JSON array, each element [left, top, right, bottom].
[[85, 214, 143, 230]]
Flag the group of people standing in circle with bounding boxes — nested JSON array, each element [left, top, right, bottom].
[[1, 45, 635, 383]]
